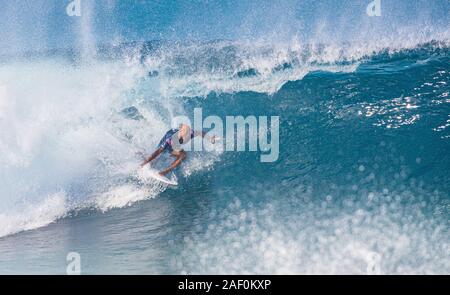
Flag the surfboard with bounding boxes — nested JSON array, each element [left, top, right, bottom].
[[138, 166, 178, 186]]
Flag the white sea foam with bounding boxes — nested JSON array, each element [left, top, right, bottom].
[[143, 37, 449, 96], [94, 184, 164, 212], [0, 58, 174, 237], [0, 192, 67, 238]]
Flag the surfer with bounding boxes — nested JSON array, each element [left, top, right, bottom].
[[140, 124, 217, 176]]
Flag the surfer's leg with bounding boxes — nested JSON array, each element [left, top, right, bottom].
[[159, 150, 186, 176], [140, 147, 164, 167]]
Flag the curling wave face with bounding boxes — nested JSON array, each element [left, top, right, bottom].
[[0, 38, 449, 273]]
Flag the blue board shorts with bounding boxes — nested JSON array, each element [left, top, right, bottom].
[[157, 128, 194, 153]]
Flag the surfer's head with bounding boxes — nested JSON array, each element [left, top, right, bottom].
[[178, 124, 192, 144]]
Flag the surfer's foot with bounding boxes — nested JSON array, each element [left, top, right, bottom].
[[159, 171, 167, 176]]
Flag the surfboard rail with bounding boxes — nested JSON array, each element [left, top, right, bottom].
[[138, 166, 178, 186]]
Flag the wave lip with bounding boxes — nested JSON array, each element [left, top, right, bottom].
[[138, 39, 450, 96]]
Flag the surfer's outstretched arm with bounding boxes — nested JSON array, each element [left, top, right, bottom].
[[140, 147, 164, 167], [159, 151, 186, 176]]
